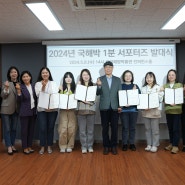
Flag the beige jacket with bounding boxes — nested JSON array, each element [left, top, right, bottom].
[[1, 82, 19, 114]]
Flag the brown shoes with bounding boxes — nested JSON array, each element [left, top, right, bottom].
[[164, 144, 173, 151], [171, 146, 179, 154]]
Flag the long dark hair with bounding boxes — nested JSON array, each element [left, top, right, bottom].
[[7, 66, 20, 82], [62, 72, 75, 93], [143, 72, 158, 88], [79, 69, 93, 86], [122, 70, 134, 83], [166, 69, 178, 83], [37, 67, 53, 82], [20, 71, 32, 84]]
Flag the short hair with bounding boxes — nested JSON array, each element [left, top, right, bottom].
[[20, 71, 32, 84], [7, 66, 20, 82], [122, 70, 134, 83], [103, 61, 113, 67]]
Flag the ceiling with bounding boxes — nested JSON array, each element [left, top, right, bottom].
[[0, 0, 185, 43]]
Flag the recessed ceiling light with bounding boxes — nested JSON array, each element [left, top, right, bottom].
[[24, 1, 63, 31], [161, 4, 185, 30]]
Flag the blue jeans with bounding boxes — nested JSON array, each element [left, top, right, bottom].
[[37, 111, 58, 147], [166, 114, 181, 146], [1, 112, 18, 147], [120, 112, 138, 145]]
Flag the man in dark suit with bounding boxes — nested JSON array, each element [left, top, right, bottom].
[[96, 61, 121, 155]]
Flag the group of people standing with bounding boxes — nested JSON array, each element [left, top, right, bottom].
[[0, 61, 184, 156]]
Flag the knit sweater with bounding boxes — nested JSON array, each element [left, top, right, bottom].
[[163, 83, 183, 114]]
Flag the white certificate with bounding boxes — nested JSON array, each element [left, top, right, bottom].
[[75, 84, 97, 102], [86, 86, 97, 101], [49, 93, 59, 109], [137, 94, 148, 109], [68, 94, 78, 109], [38, 92, 59, 109], [38, 91, 50, 109], [137, 92, 159, 109], [75, 84, 87, 101], [165, 87, 183, 104], [118, 90, 127, 106], [119, 89, 139, 106], [127, 89, 139, 105], [59, 94, 77, 109], [149, 92, 160, 109]]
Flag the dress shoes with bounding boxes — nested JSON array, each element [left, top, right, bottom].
[[112, 147, 118, 155], [103, 147, 109, 155], [12, 149, 18, 153], [129, 144, 136, 151], [122, 144, 128, 151]]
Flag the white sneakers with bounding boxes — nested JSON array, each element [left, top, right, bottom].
[[60, 148, 66, 153], [66, 148, 72, 153], [82, 148, 94, 154], [145, 145, 152, 151], [82, 149, 87, 154], [150, 146, 157, 153], [88, 148, 94, 153], [145, 145, 158, 152], [60, 148, 72, 153]]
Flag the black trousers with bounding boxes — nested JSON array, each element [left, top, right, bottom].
[[181, 103, 185, 145], [100, 110, 119, 148]]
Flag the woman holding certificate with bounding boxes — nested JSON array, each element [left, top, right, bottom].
[[77, 69, 96, 154], [58, 72, 77, 153], [120, 70, 140, 151], [35, 67, 58, 155], [163, 69, 183, 154], [141, 72, 163, 153]]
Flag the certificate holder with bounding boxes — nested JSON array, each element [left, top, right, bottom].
[[38, 91, 59, 109], [164, 87, 183, 104], [75, 84, 97, 102], [59, 94, 77, 109], [118, 89, 139, 106], [137, 92, 159, 109]]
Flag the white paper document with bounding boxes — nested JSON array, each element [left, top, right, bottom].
[[165, 87, 183, 104], [75, 84, 97, 101], [49, 93, 60, 109], [119, 89, 139, 106], [59, 94, 77, 109], [38, 91, 59, 109], [137, 92, 159, 109]]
